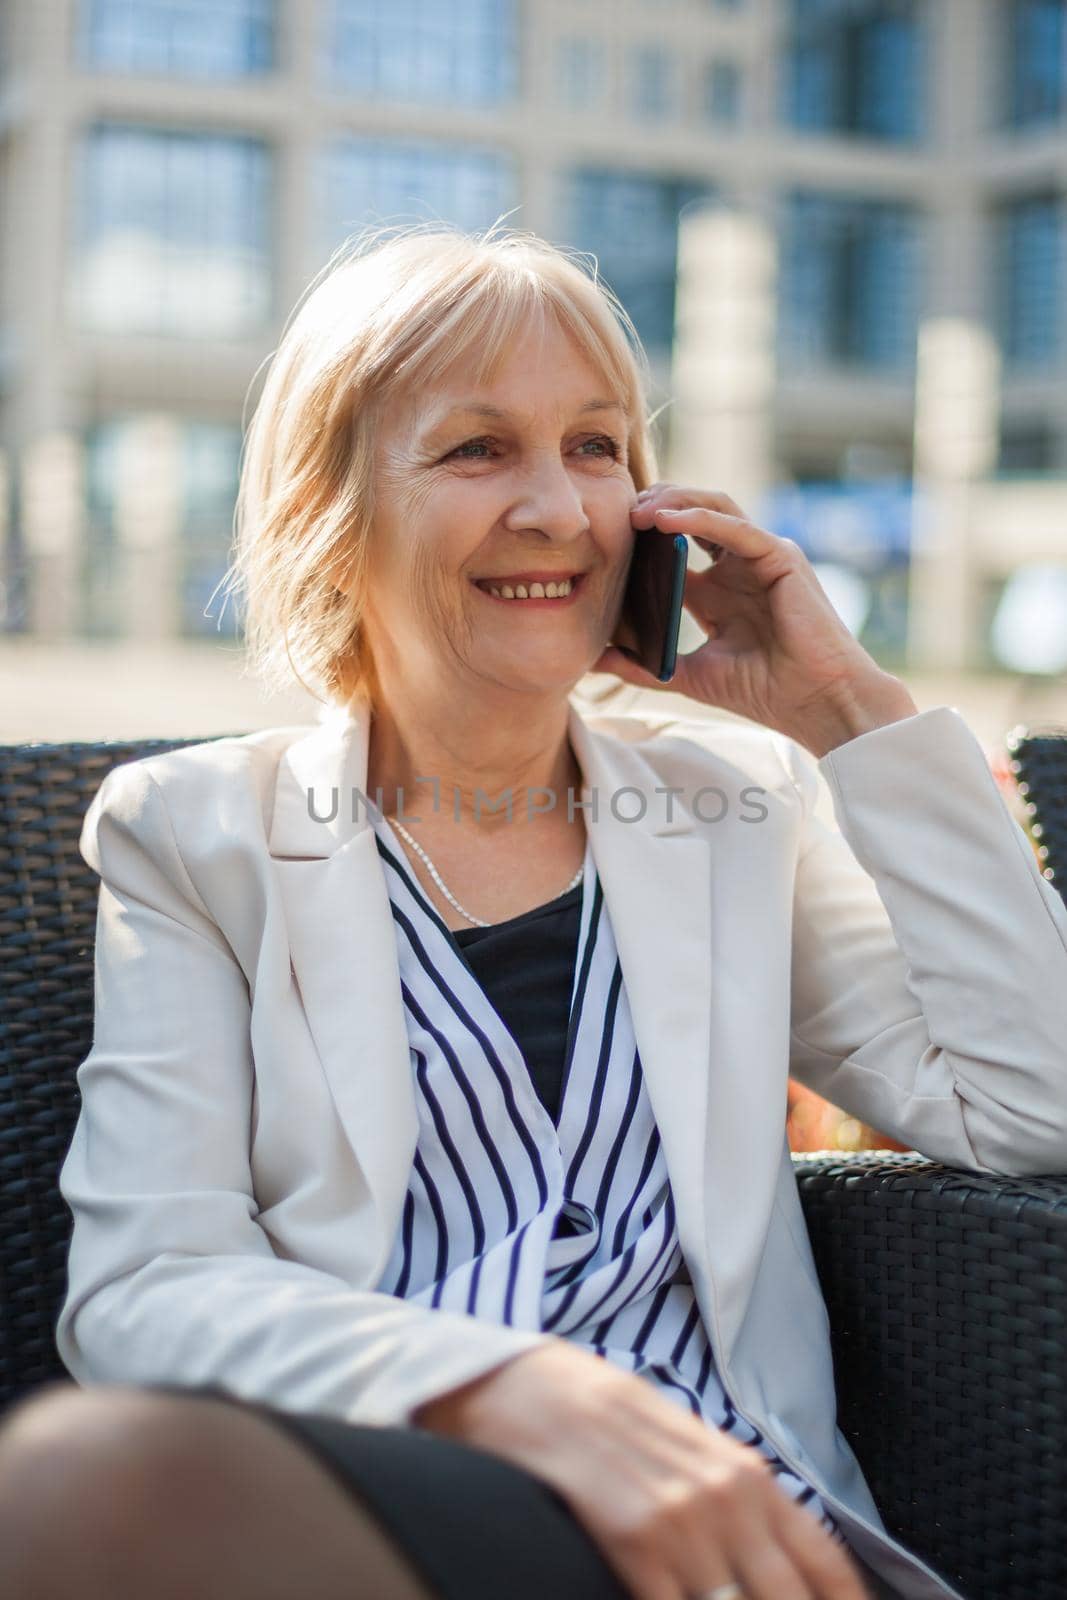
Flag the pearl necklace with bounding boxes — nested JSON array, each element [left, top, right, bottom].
[[387, 817, 584, 929]]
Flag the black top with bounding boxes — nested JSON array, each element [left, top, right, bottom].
[[452, 882, 582, 1125]]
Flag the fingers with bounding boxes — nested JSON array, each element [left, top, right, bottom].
[[653, 506, 781, 563], [766, 1492, 874, 1600], [635, 484, 748, 521]]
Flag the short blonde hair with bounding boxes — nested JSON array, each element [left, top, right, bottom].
[[221, 218, 663, 710]]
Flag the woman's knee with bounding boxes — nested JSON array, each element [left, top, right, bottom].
[[0, 1379, 280, 1572]]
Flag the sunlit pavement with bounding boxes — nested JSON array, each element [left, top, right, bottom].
[[2, 638, 1065, 763]]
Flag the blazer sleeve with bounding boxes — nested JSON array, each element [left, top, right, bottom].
[[780, 704, 1067, 1178], [55, 760, 555, 1426]]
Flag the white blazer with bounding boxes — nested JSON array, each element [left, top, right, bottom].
[[56, 691, 1067, 1600]]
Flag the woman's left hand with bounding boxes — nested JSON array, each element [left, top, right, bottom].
[[592, 483, 919, 759]]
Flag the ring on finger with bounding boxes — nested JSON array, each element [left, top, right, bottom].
[[697, 1584, 745, 1600]]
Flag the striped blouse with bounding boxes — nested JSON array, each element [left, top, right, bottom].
[[367, 803, 844, 1545]]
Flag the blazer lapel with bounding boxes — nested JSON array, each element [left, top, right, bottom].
[[267, 692, 768, 1372], [269, 702, 420, 1257]]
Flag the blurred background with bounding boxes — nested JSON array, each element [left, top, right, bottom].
[[1, 0, 1066, 1150], [2, 0, 1067, 742]]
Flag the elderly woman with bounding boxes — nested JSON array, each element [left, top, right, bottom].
[[3, 224, 1066, 1600]]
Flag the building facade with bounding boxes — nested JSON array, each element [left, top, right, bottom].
[[0, 0, 1064, 664]]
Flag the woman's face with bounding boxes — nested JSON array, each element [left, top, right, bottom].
[[361, 315, 636, 704]]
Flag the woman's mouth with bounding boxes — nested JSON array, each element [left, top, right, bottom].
[[472, 573, 586, 605]]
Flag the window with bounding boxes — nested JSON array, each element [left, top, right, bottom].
[[702, 59, 742, 126], [779, 190, 923, 370], [996, 422, 1058, 474], [782, 0, 923, 143], [995, 193, 1064, 368], [561, 169, 716, 356], [77, 0, 275, 78], [71, 125, 272, 337], [84, 416, 242, 637], [629, 45, 675, 120], [319, 138, 516, 259], [556, 37, 606, 111], [1004, 0, 1066, 128], [324, 0, 517, 107]]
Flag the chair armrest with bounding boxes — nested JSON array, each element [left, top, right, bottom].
[[793, 1150, 1067, 1600]]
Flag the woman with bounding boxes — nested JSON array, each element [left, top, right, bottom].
[[4, 223, 1067, 1600]]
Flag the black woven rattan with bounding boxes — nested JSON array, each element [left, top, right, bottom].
[[794, 1151, 1067, 1600], [3, 736, 1067, 1600], [0, 735, 238, 1405], [1006, 722, 1067, 899]]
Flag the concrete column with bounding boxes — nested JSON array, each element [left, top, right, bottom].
[[19, 431, 85, 638], [276, 0, 323, 309], [112, 416, 186, 640], [668, 204, 777, 521], [10, 0, 83, 635], [907, 319, 1001, 671]]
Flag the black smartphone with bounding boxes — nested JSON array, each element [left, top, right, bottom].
[[611, 526, 689, 682]]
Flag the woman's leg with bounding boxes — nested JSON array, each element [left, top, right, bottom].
[[0, 1381, 437, 1600]]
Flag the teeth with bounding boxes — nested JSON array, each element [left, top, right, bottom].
[[483, 577, 575, 601]]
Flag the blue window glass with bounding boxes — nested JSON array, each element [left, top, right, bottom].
[[561, 170, 715, 356], [629, 45, 675, 120], [72, 125, 272, 336], [702, 59, 742, 125], [782, 0, 923, 143], [319, 138, 517, 258], [996, 194, 1064, 368], [1006, 0, 1065, 128], [77, 0, 275, 78], [556, 37, 607, 111], [324, 0, 517, 107], [779, 191, 923, 370], [84, 416, 243, 638]]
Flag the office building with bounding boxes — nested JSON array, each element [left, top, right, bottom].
[[0, 0, 1064, 667]]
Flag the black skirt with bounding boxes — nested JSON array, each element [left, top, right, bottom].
[[148, 1382, 628, 1599], [148, 1382, 902, 1600]]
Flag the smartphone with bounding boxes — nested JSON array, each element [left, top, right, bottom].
[[611, 526, 689, 682]]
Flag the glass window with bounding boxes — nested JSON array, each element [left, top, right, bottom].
[[629, 44, 675, 120], [1005, 0, 1066, 128], [77, 0, 275, 79], [84, 415, 242, 637], [71, 124, 273, 337], [318, 137, 517, 258], [782, 0, 923, 143], [561, 169, 716, 356], [996, 193, 1064, 368], [323, 0, 517, 107], [702, 59, 742, 125], [996, 422, 1058, 474], [556, 36, 606, 111], [779, 190, 923, 370]]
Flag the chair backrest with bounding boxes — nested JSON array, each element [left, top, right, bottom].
[[1006, 723, 1067, 899], [0, 734, 242, 1409]]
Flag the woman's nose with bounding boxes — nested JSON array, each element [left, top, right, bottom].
[[508, 460, 591, 538]]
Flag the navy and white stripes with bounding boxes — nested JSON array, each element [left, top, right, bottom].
[[369, 805, 844, 1542]]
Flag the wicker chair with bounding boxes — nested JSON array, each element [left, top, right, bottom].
[[3, 733, 1067, 1600]]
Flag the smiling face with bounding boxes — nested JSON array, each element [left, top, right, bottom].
[[359, 313, 636, 707]]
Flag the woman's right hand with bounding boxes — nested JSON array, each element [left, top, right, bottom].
[[413, 1340, 873, 1600]]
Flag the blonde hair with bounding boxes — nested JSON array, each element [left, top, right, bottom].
[[219, 218, 663, 711]]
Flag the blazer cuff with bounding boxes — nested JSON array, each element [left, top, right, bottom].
[[816, 703, 988, 793]]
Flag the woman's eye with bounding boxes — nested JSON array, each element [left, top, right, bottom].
[[583, 435, 622, 459], [449, 437, 495, 459], [447, 434, 622, 461]]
